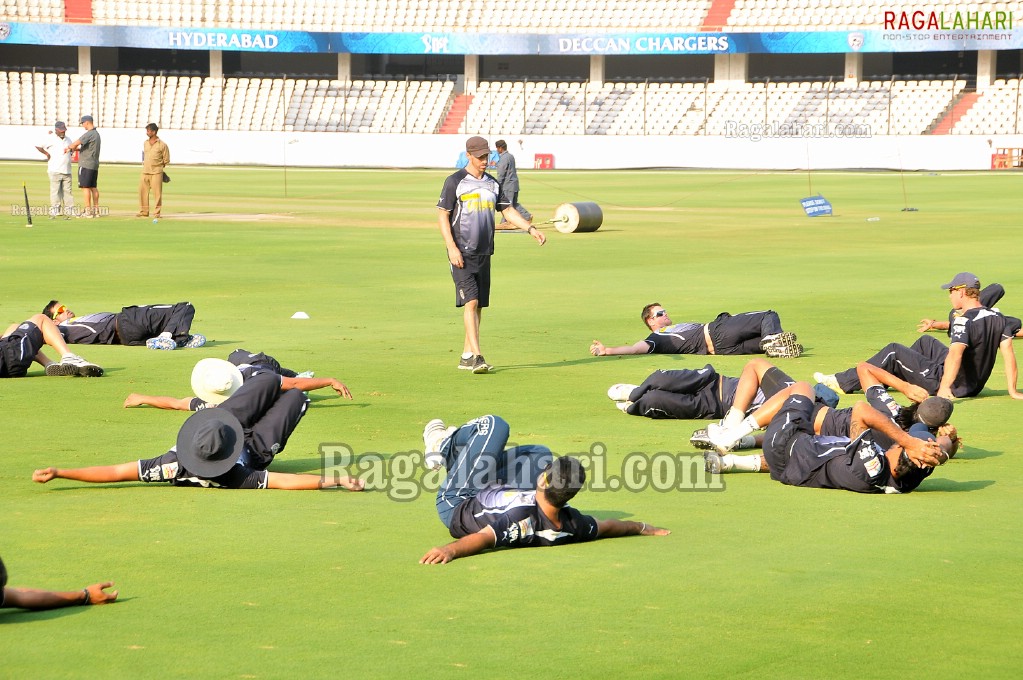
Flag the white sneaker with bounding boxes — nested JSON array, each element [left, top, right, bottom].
[[48, 353, 104, 377], [761, 332, 803, 358], [813, 372, 845, 395], [615, 401, 632, 413], [423, 419, 457, 470], [607, 383, 638, 402], [183, 334, 207, 349], [707, 423, 741, 453]]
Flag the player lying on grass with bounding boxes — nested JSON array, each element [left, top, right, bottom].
[[917, 281, 1023, 338], [609, 359, 839, 426], [816, 272, 1023, 400], [1, 555, 117, 611], [34, 373, 364, 491], [124, 351, 351, 410], [697, 362, 959, 477], [590, 303, 801, 359], [44, 299, 206, 350], [1, 314, 103, 377], [703, 381, 952, 494], [419, 415, 669, 564]]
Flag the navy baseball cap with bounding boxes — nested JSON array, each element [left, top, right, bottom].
[[79, 115, 94, 124], [54, 121, 67, 130], [915, 396, 953, 428], [940, 272, 980, 289]]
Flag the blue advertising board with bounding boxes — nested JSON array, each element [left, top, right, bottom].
[[1, 22, 1020, 55]]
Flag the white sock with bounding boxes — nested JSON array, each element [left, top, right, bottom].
[[461, 352, 473, 359], [721, 407, 745, 428], [727, 415, 759, 440], [723, 454, 761, 472], [159, 331, 173, 339]]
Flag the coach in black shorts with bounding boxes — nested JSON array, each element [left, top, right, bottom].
[[33, 373, 364, 491], [436, 135, 545, 374], [68, 115, 101, 218]]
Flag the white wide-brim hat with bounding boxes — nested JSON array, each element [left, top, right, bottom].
[[190, 358, 244, 404]]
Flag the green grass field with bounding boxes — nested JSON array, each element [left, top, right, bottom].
[[2, 161, 1021, 678]]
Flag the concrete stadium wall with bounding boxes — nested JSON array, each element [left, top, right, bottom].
[[3, 126, 1019, 170]]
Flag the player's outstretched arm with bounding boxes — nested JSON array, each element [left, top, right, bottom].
[[419, 528, 497, 565], [280, 377, 353, 399], [590, 340, 649, 356], [917, 318, 950, 333], [265, 472, 365, 491], [596, 519, 671, 539], [123, 393, 193, 410], [33, 463, 140, 484], [2, 582, 118, 610]]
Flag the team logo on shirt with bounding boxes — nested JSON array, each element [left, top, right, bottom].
[[502, 517, 535, 544], [863, 455, 883, 477]]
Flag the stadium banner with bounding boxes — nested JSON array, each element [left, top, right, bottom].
[[1, 22, 1021, 54]]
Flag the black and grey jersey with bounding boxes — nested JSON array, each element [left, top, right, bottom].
[[58, 312, 117, 344], [643, 322, 709, 354], [449, 485, 598, 548]]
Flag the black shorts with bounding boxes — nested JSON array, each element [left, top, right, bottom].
[[451, 260, 491, 308], [0, 323, 45, 378], [78, 166, 99, 189], [762, 393, 816, 482]]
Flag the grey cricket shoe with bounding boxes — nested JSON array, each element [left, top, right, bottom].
[[704, 451, 730, 474], [471, 355, 492, 374], [690, 429, 714, 450], [457, 355, 475, 371]]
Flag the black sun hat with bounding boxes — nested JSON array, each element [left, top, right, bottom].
[[175, 408, 245, 478]]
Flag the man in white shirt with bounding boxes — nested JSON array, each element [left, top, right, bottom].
[[34, 121, 76, 219]]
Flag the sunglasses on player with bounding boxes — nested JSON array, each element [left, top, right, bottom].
[[652, 310, 668, 318], [51, 304, 71, 320]]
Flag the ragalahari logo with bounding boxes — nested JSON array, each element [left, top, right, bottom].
[[883, 9, 1013, 30], [847, 32, 865, 50]]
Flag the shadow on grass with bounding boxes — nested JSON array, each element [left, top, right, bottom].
[[582, 510, 634, 521], [917, 478, 994, 492], [306, 396, 368, 408], [955, 445, 1000, 460], [0, 600, 127, 623]]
